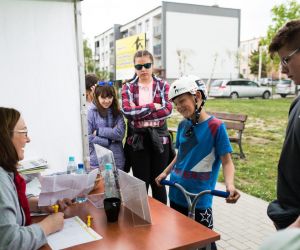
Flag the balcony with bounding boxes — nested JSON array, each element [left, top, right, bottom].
[[153, 26, 161, 38]]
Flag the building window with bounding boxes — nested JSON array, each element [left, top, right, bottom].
[[145, 19, 149, 32], [138, 23, 142, 33], [95, 41, 99, 47]]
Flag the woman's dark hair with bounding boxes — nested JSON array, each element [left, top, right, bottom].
[[85, 74, 99, 90], [0, 107, 20, 172], [94, 85, 120, 118], [133, 50, 154, 63]]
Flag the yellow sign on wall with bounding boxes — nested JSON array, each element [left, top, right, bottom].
[[116, 33, 146, 80]]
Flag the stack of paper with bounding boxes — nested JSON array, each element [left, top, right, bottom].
[[18, 158, 48, 174]]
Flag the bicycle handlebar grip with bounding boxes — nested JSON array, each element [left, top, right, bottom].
[[211, 190, 230, 198], [160, 179, 176, 186]]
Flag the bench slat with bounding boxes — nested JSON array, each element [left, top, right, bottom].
[[207, 111, 247, 122]]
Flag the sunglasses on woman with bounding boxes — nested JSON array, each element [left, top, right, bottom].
[[98, 81, 114, 86], [134, 63, 152, 70]]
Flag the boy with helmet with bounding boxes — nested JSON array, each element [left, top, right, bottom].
[[156, 75, 240, 249]]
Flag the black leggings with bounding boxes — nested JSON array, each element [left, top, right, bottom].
[[128, 135, 169, 204], [170, 201, 217, 250]]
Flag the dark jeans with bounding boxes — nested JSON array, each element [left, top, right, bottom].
[[129, 134, 169, 204], [170, 201, 217, 250]]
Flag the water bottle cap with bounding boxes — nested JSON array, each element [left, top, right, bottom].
[[105, 163, 112, 170], [78, 163, 84, 169], [69, 156, 75, 161]]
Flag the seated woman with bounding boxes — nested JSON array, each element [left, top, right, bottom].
[[0, 107, 71, 250]]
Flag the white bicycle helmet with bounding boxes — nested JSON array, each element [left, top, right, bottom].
[[169, 75, 207, 101]]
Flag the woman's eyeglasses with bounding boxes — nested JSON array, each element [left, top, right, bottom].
[[98, 81, 114, 86], [134, 63, 152, 70], [12, 129, 29, 138]]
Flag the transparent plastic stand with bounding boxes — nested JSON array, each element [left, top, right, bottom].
[[118, 170, 152, 226], [94, 145, 151, 226]]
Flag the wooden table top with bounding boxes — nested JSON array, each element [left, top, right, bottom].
[[36, 179, 219, 249], [37, 196, 219, 250]]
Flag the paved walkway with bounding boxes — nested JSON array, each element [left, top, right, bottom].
[[213, 182, 275, 250]]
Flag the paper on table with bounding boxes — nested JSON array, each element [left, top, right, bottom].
[[26, 177, 41, 197], [18, 158, 48, 174], [38, 169, 98, 206], [47, 216, 102, 250]]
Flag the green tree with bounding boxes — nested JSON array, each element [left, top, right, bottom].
[[83, 39, 113, 80], [83, 39, 95, 73], [249, 49, 267, 77], [261, 0, 300, 71]]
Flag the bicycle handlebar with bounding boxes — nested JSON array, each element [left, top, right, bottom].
[[160, 179, 230, 198], [211, 190, 230, 198], [160, 179, 176, 186]]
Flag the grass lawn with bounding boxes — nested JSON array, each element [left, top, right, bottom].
[[167, 97, 293, 202]]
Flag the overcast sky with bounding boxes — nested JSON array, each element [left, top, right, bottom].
[[81, 0, 287, 45]]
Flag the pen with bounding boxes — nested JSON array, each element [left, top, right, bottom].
[[52, 204, 59, 213], [87, 215, 92, 227]]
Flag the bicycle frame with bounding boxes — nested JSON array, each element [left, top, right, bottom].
[[160, 179, 229, 220]]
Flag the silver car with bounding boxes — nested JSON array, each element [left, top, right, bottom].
[[209, 79, 272, 99], [275, 80, 299, 98]]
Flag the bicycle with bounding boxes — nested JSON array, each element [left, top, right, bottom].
[[160, 179, 229, 220]]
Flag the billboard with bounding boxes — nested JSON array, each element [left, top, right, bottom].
[[116, 33, 146, 80], [164, 3, 240, 80]]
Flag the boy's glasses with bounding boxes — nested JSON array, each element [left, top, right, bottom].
[[281, 48, 300, 67], [134, 63, 152, 70], [98, 81, 114, 86]]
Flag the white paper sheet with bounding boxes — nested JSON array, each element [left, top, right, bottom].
[[47, 216, 102, 250], [38, 169, 98, 206]]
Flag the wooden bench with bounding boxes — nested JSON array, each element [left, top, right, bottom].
[[168, 111, 248, 158]]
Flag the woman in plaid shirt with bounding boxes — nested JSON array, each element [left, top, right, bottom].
[[121, 50, 173, 204]]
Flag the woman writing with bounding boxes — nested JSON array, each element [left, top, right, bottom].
[[0, 107, 70, 250], [121, 50, 173, 204]]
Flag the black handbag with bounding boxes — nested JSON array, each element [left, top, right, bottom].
[[267, 200, 300, 230]]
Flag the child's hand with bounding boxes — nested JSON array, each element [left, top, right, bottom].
[[155, 172, 168, 187], [226, 185, 240, 203]]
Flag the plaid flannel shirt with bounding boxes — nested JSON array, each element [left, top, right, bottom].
[[121, 75, 172, 128]]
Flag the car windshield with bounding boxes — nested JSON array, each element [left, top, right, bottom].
[[211, 80, 224, 87], [279, 80, 292, 85]]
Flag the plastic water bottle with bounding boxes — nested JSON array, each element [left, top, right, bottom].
[[104, 163, 119, 198], [66, 156, 76, 174], [75, 163, 88, 203]]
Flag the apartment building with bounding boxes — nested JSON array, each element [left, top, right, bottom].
[[95, 2, 240, 81], [239, 37, 261, 79]]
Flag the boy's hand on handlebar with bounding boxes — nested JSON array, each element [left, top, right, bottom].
[[226, 185, 240, 203], [155, 172, 167, 187]]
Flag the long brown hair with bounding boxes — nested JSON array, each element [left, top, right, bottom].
[[94, 85, 120, 118], [0, 107, 20, 172]]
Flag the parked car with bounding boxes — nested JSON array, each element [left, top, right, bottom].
[[209, 79, 272, 99], [259, 78, 274, 86], [275, 80, 299, 98]]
